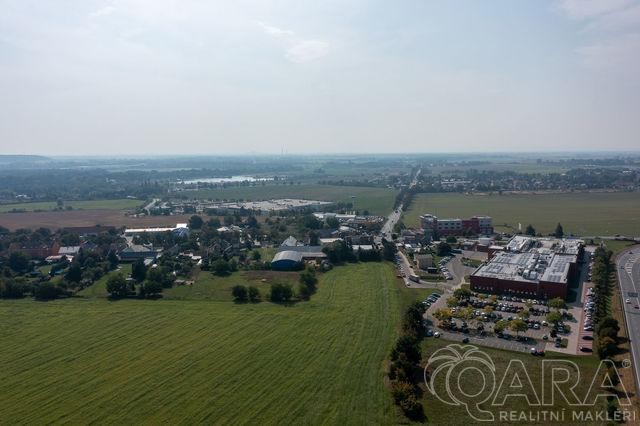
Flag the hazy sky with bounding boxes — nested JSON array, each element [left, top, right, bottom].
[[1, 0, 639, 155]]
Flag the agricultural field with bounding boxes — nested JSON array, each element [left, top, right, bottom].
[[404, 192, 640, 237], [0, 199, 142, 213], [186, 184, 398, 216], [0, 263, 406, 424], [0, 210, 194, 231]]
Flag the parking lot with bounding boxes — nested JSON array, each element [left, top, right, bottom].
[[576, 282, 595, 352], [424, 291, 577, 355], [432, 329, 547, 354]]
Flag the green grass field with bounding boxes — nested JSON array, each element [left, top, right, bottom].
[[187, 184, 397, 216], [404, 192, 640, 236], [421, 338, 607, 424], [0, 199, 142, 213], [0, 263, 407, 424]]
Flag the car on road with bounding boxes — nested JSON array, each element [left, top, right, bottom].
[[434, 331, 441, 338], [426, 330, 434, 337], [582, 335, 594, 340], [462, 337, 469, 343], [579, 346, 592, 353], [626, 299, 630, 304]]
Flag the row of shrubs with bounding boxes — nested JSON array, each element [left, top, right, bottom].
[[0, 277, 72, 300], [231, 267, 319, 304], [388, 302, 426, 420]]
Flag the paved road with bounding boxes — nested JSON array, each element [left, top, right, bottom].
[[379, 168, 421, 241], [617, 246, 640, 394]]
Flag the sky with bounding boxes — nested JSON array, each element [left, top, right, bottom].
[[1, 0, 639, 155]]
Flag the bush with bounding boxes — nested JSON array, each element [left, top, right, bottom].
[[106, 273, 130, 298], [390, 380, 415, 403], [598, 336, 617, 359], [597, 317, 620, 336], [232, 285, 248, 303], [0, 278, 25, 298], [212, 259, 230, 276], [398, 394, 423, 420], [248, 286, 261, 302], [270, 283, 293, 303], [34, 282, 60, 300], [139, 279, 162, 298]]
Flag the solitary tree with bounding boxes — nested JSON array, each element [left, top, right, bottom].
[[131, 259, 147, 282], [598, 336, 617, 359], [212, 259, 230, 275], [510, 319, 528, 337], [65, 262, 82, 284], [554, 223, 564, 238], [433, 308, 452, 324], [232, 285, 248, 303], [139, 279, 162, 298], [518, 309, 531, 320], [493, 319, 509, 334], [548, 297, 567, 311], [188, 215, 204, 229], [546, 311, 562, 326], [454, 287, 472, 301], [106, 273, 130, 298], [525, 224, 536, 236], [270, 283, 293, 303], [107, 250, 119, 270]]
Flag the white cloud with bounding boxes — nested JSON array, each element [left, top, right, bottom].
[[558, 0, 634, 20], [577, 32, 640, 72], [259, 23, 294, 38], [90, 5, 116, 19], [285, 39, 330, 63], [585, 3, 640, 31], [259, 22, 330, 63]]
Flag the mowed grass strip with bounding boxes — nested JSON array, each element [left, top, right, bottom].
[[0, 199, 142, 213], [188, 184, 398, 216], [0, 263, 402, 425], [404, 192, 640, 236], [421, 338, 607, 425]]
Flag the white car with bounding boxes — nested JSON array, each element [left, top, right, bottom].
[[434, 331, 441, 338], [626, 299, 631, 304]]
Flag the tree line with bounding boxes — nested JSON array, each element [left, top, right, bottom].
[[388, 302, 426, 420]]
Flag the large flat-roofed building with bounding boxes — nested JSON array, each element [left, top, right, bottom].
[[420, 213, 493, 237], [470, 236, 583, 299]]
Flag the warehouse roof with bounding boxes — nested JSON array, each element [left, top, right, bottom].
[[472, 236, 581, 285], [272, 251, 303, 263]]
